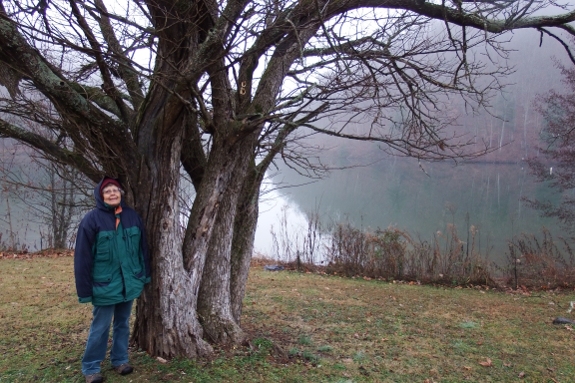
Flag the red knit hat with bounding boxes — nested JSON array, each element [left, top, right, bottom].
[[100, 178, 121, 196]]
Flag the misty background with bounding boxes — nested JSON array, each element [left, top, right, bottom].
[[255, 29, 571, 264], [0, 29, 572, 264]]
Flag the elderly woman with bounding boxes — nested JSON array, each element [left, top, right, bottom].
[[74, 177, 151, 383]]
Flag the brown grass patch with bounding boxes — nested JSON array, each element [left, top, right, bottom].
[[1, 256, 575, 382]]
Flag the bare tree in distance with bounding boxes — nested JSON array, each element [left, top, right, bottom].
[[525, 60, 575, 231], [0, 139, 93, 249], [0, 0, 574, 359]]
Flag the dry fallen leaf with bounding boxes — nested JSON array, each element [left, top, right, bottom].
[[503, 362, 512, 367], [518, 371, 525, 378], [479, 358, 492, 367], [463, 366, 472, 371]]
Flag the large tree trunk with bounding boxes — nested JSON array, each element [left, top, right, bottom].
[[132, 173, 215, 359], [230, 161, 261, 324], [131, 86, 212, 358], [195, 136, 257, 344]]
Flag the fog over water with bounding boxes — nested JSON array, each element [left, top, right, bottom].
[[254, 29, 574, 263], [254, 181, 310, 257], [0, 30, 573, 263], [256, 158, 564, 264]]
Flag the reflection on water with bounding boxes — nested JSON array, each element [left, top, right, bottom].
[[264, 158, 565, 263]]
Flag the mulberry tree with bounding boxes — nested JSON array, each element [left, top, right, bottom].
[[0, 0, 574, 358]]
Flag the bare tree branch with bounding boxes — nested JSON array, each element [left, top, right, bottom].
[[0, 119, 101, 181]]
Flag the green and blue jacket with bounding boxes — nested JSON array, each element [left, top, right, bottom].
[[74, 178, 151, 306]]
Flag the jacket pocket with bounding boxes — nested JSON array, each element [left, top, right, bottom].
[[93, 273, 121, 303], [133, 268, 144, 279], [95, 232, 114, 261], [127, 230, 141, 258], [93, 274, 112, 287], [125, 228, 143, 273], [125, 268, 145, 299]]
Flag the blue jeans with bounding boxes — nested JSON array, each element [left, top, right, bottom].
[[81, 300, 133, 375]]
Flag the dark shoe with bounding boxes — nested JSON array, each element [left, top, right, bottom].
[[113, 363, 133, 375], [84, 373, 104, 383]]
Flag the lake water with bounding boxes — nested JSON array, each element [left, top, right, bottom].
[[1, 160, 567, 266], [255, 157, 567, 264]]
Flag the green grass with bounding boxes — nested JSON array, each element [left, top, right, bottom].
[[317, 345, 333, 353], [1, 256, 575, 382]]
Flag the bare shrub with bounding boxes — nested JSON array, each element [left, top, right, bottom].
[[302, 211, 322, 265], [271, 213, 574, 289], [505, 228, 575, 289], [429, 224, 493, 285], [270, 205, 296, 263], [270, 207, 324, 269], [324, 223, 494, 285], [325, 222, 369, 277], [365, 229, 407, 279]]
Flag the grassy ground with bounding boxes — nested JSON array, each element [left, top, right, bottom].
[[0, 256, 574, 383]]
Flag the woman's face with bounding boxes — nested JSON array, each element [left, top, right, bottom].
[[102, 185, 121, 207]]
